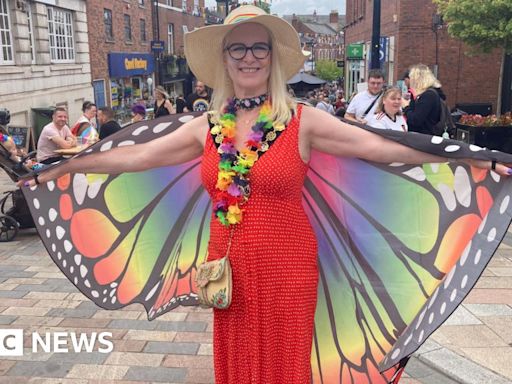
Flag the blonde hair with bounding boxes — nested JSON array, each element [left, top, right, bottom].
[[375, 87, 402, 114], [408, 64, 441, 95], [209, 24, 296, 125]]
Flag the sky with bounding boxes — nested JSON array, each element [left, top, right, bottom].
[[205, 0, 346, 17]]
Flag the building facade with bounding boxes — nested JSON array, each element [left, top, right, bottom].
[[286, 12, 344, 74], [344, 0, 503, 112], [86, 0, 154, 122], [0, 0, 92, 146], [155, 0, 205, 98]]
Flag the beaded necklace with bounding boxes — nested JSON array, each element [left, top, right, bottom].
[[210, 98, 285, 226]]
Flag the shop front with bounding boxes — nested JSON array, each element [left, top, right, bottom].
[[107, 52, 155, 123]]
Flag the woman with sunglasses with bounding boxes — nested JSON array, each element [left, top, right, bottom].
[[21, 5, 512, 384]]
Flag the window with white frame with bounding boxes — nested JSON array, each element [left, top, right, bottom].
[[124, 14, 132, 42], [167, 23, 174, 54], [47, 7, 75, 63], [140, 19, 146, 42], [0, 0, 14, 64], [182, 0, 187, 12], [26, 5, 36, 63]]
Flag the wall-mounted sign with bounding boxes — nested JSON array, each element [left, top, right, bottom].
[[346, 44, 363, 60], [108, 53, 155, 78], [151, 40, 165, 52]]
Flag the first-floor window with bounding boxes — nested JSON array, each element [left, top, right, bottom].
[[140, 19, 146, 42], [0, 0, 14, 64], [47, 6, 75, 63], [167, 24, 174, 55]]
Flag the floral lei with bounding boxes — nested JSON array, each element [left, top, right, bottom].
[[210, 98, 285, 226], [0, 132, 12, 143]]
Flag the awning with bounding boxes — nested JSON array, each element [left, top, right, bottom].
[[287, 72, 326, 85]]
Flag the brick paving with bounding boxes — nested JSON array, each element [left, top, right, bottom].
[[0, 172, 511, 383]]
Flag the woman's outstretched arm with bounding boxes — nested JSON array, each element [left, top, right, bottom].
[[299, 106, 511, 175], [20, 114, 208, 187]]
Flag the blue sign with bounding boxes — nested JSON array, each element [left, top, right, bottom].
[[379, 37, 388, 67], [151, 40, 165, 52], [108, 53, 155, 78]]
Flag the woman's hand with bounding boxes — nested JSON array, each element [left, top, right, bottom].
[[463, 158, 512, 177]]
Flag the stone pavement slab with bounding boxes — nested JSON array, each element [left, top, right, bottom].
[[1, 172, 512, 383]]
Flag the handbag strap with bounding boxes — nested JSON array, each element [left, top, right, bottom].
[[225, 228, 235, 259], [362, 91, 382, 118]]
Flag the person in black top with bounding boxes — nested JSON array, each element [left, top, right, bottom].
[[402, 64, 444, 135], [97, 107, 122, 140], [184, 81, 210, 112], [154, 86, 175, 118], [175, 94, 186, 113]]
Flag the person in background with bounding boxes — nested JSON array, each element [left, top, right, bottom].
[[184, 81, 211, 112], [98, 107, 122, 140], [131, 104, 146, 123], [175, 94, 186, 113], [37, 107, 76, 164], [345, 69, 385, 122], [366, 87, 407, 132], [315, 92, 334, 114], [71, 101, 97, 137], [402, 64, 444, 135], [154, 86, 175, 118]]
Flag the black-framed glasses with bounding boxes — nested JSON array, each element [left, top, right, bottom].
[[225, 42, 271, 60]]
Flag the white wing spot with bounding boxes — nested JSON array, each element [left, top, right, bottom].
[[431, 136, 443, 144], [33, 198, 40, 210], [118, 140, 135, 147], [500, 196, 510, 214], [469, 144, 482, 151], [403, 167, 426, 181], [474, 249, 482, 264], [56, 226, 66, 240], [488, 227, 497, 242], [100, 141, 113, 152], [178, 115, 195, 123], [461, 275, 468, 289], [64, 240, 73, 253], [38, 217, 45, 226], [74, 254, 82, 265], [132, 125, 149, 136], [48, 208, 58, 222], [445, 145, 460, 152], [153, 122, 172, 133], [47, 181, 55, 192]]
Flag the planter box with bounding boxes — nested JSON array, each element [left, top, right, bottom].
[[456, 123, 512, 153]]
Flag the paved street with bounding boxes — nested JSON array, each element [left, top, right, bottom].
[[0, 171, 511, 384]]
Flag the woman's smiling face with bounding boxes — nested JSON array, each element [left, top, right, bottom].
[[224, 23, 272, 97]]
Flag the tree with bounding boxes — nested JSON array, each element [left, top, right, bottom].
[[315, 60, 342, 82], [433, 0, 512, 114]]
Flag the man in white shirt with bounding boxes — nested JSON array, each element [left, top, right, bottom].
[[345, 70, 385, 122], [37, 107, 77, 164]]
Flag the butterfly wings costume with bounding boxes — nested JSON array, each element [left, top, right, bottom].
[[23, 113, 512, 383]]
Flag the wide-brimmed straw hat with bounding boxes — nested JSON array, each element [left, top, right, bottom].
[[184, 5, 307, 89], [155, 85, 169, 98]]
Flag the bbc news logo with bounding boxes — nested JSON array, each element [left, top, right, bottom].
[[0, 329, 113, 356]]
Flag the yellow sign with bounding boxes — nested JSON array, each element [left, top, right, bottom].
[[124, 58, 147, 71]]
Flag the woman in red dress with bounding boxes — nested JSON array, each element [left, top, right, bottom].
[[22, 5, 511, 383]]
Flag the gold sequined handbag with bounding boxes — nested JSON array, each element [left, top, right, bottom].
[[195, 230, 233, 309]]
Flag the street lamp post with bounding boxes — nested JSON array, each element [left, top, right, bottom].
[[370, 0, 381, 69]]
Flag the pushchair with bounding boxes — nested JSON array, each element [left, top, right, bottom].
[[0, 112, 37, 241]]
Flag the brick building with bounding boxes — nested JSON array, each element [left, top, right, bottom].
[[344, 0, 503, 112], [0, 0, 92, 148], [86, 0, 153, 122], [155, 0, 205, 98], [285, 12, 344, 73]]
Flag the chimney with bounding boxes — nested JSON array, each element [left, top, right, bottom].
[[329, 10, 339, 24], [292, 13, 298, 30]]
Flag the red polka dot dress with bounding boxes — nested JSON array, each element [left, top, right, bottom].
[[201, 104, 318, 384]]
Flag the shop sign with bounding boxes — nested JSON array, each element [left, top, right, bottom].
[[346, 44, 363, 60], [108, 53, 155, 78], [151, 40, 165, 52]]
